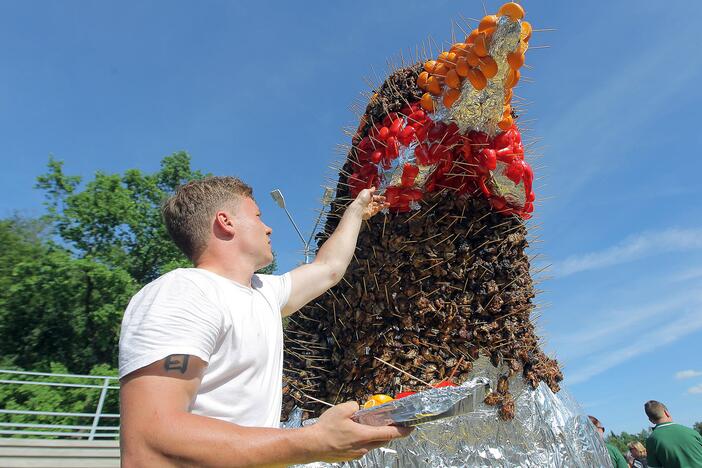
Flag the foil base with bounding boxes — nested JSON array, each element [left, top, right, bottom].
[[290, 377, 612, 467]]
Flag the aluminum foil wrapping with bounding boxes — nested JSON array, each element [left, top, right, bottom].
[[445, 16, 522, 136], [488, 160, 527, 209], [288, 358, 612, 467]]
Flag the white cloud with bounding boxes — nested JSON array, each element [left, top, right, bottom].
[[688, 384, 702, 395], [567, 308, 702, 385], [552, 228, 702, 277], [675, 370, 702, 380]]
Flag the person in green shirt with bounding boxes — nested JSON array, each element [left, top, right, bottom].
[[589, 415, 629, 468], [644, 400, 702, 468]]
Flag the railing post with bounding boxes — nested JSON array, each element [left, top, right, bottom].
[[89, 378, 111, 440]]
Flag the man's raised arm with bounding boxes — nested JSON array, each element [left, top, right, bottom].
[[120, 354, 410, 467], [281, 188, 387, 317]]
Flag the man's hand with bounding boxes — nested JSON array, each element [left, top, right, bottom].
[[308, 401, 413, 462], [282, 188, 388, 316], [352, 187, 389, 220]]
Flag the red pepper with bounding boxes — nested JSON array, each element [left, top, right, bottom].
[[399, 125, 416, 146], [390, 118, 403, 136]]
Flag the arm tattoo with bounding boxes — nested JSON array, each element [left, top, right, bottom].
[[164, 354, 190, 374]]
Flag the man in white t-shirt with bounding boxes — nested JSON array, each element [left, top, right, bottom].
[[119, 176, 412, 467]]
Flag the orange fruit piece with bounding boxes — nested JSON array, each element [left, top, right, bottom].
[[446, 52, 457, 65], [478, 56, 498, 79], [437, 51, 450, 64], [445, 69, 462, 89], [473, 32, 489, 57], [467, 68, 487, 91], [456, 57, 470, 77], [503, 105, 511, 117], [479, 15, 498, 32], [465, 46, 480, 67], [507, 50, 525, 69], [505, 68, 520, 88], [424, 60, 437, 74], [465, 29, 479, 45], [434, 62, 450, 77], [420, 92, 436, 112], [427, 75, 442, 95], [443, 88, 461, 108], [504, 88, 513, 104], [417, 71, 429, 89], [521, 21, 532, 42], [362, 394, 395, 409], [498, 2, 525, 20], [451, 42, 468, 55], [498, 114, 514, 131]]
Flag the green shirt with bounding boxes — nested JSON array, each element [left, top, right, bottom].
[[606, 443, 629, 468], [646, 422, 702, 468]]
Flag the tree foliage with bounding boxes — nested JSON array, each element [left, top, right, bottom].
[[606, 428, 651, 455], [0, 152, 277, 437]]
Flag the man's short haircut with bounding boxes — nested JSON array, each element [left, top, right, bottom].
[[162, 176, 253, 261], [644, 400, 668, 423]]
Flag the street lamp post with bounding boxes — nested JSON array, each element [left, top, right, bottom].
[[271, 187, 334, 264]]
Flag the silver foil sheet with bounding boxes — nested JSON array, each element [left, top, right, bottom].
[[445, 16, 523, 136], [289, 358, 612, 467]]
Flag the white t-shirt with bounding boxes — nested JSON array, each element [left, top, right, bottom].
[[119, 268, 291, 428]]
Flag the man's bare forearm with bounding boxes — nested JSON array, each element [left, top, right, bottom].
[[124, 411, 320, 468], [314, 202, 364, 279]]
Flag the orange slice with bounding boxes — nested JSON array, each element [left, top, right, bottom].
[[505, 68, 520, 88], [362, 394, 395, 409], [520, 21, 532, 42], [498, 2, 525, 20], [478, 15, 498, 32], [465, 29, 479, 45], [478, 56, 498, 79], [498, 114, 514, 131], [417, 71, 429, 89], [465, 46, 480, 67], [420, 92, 436, 112], [445, 69, 462, 89], [456, 57, 470, 77], [507, 50, 525, 69], [424, 60, 437, 74], [427, 75, 442, 95], [443, 88, 461, 108], [474, 32, 489, 57], [467, 68, 488, 90]]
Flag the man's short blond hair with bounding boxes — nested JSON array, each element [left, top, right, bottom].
[[162, 176, 253, 261], [644, 400, 668, 423]]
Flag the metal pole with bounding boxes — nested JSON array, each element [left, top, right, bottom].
[[89, 378, 110, 440]]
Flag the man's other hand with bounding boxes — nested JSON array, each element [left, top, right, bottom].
[[308, 401, 413, 462]]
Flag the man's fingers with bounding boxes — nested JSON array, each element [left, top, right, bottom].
[[361, 423, 415, 442], [333, 400, 360, 417]]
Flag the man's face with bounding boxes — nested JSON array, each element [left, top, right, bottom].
[[232, 197, 273, 269]]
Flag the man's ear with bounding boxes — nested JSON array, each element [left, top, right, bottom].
[[214, 210, 236, 236]]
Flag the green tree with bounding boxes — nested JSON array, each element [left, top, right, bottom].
[[694, 421, 702, 436], [0, 152, 279, 437], [606, 429, 650, 456], [36, 152, 204, 284]]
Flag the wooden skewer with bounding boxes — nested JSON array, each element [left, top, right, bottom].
[[374, 357, 432, 387]]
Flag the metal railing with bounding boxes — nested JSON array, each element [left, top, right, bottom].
[[0, 369, 120, 440]]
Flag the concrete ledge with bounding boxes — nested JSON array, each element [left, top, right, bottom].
[[0, 438, 119, 468]]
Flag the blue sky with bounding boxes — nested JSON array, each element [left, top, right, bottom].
[[1, 1, 700, 433]]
